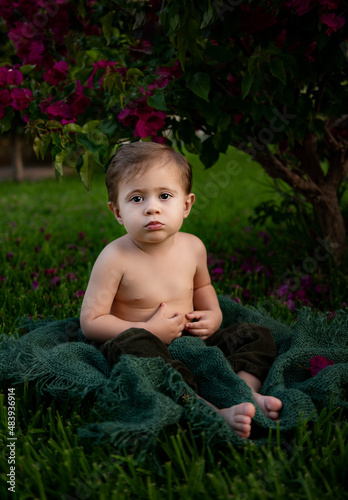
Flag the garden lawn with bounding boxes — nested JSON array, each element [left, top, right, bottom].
[[0, 147, 347, 499]]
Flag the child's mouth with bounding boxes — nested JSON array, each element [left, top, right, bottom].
[[146, 221, 164, 230]]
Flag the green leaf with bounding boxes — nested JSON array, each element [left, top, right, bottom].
[[82, 121, 100, 133], [19, 64, 36, 75], [0, 108, 14, 133], [78, 151, 93, 190], [147, 92, 168, 111], [76, 134, 101, 153], [102, 12, 114, 45], [186, 73, 211, 101], [270, 57, 286, 85], [63, 123, 83, 133], [200, 7, 215, 29], [199, 137, 220, 168], [133, 11, 146, 30], [47, 121, 63, 130], [98, 119, 118, 136], [53, 149, 67, 176], [39, 134, 52, 159], [170, 14, 180, 32], [126, 68, 144, 83], [241, 70, 254, 99]]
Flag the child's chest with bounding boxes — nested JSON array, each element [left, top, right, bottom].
[[116, 253, 196, 307]]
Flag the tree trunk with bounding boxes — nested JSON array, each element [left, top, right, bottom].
[[309, 189, 346, 265], [253, 147, 347, 265], [12, 132, 24, 181]]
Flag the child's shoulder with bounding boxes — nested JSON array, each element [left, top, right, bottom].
[[178, 232, 206, 251], [96, 235, 129, 261]]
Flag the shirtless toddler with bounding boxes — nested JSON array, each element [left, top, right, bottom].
[[80, 142, 282, 438]]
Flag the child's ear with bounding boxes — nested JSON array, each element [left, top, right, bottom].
[[183, 193, 195, 219], [108, 202, 123, 225]]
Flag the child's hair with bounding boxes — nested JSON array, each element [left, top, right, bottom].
[[105, 142, 192, 203]]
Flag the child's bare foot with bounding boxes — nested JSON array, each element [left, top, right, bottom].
[[252, 392, 282, 420], [217, 402, 256, 438]]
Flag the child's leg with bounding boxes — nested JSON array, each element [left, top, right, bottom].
[[205, 323, 282, 419], [200, 397, 256, 438], [97, 328, 199, 392], [237, 370, 282, 420]]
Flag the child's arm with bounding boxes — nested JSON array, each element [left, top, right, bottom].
[[80, 244, 184, 344], [185, 239, 223, 340]]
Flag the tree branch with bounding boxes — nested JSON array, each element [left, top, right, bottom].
[[253, 148, 330, 209], [292, 133, 326, 187]]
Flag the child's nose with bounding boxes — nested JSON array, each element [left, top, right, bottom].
[[145, 199, 161, 214]]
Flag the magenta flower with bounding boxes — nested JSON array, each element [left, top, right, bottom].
[[44, 101, 76, 125], [118, 97, 166, 139], [86, 60, 118, 88], [0, 67, 23, 86], [0, 88, 11, 107], [43, 61, 69, 85], [310, 355, 334, 376], [32, 281, 39, 291], [286, 0, 314, 16], [320, 12, 345, 35], [10, 88, 32, 111]]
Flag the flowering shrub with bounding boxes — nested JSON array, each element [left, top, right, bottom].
[[0, 0, 347, 263]]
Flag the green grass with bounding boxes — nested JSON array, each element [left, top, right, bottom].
[[0, 147, 347, 499]]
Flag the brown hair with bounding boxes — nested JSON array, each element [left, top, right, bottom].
[[105, 142, 192, 203]]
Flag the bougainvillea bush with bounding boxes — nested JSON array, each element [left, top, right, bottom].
[[0, 0, 347, 264]]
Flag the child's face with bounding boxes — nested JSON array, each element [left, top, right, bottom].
[[108, 159, 195, 246]]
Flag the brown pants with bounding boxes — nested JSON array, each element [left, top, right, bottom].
[[93, 324, 277, 394]]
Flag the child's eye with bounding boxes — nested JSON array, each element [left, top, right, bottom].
[[159, 193, 172, 200], [130, 195, 143, 203]]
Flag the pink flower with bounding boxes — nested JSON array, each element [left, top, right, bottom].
[[118, 97, 166, 139], [286, 0, 315, 16], [310, 355, 334, 376], [8, 69, 23, 85], [320, 0, 340, 9], [44, 101, 76, 125], [10, 88, 32, 110], [43, 61, 69, 85], [71, 94, 90, 116], [86, 60, 117, 88], [320, 12, 345, 35], [0, 89, 11, 107], [134, 110, 166, 138], [32, 281, 39, 291]]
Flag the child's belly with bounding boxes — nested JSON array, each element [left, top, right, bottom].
[[110, 297, 194, 327]]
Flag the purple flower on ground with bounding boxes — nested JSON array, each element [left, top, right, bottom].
[[310, 356, 334, 377], [66, 273, 78, 282], [32, 281, 39, 291], [211, 267, 224, 281], [6, 252, 13, 260], [257, 230, 271, 245], [51, 276, 61, 286]]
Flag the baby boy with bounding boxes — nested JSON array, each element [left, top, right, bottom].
[[80, 142, 282, 438]]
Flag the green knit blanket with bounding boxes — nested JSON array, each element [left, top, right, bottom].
[[1, 297, 347, 460]]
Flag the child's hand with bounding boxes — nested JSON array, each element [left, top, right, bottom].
[[185, 311, 219, 340], [145, 303, 184, 345]]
